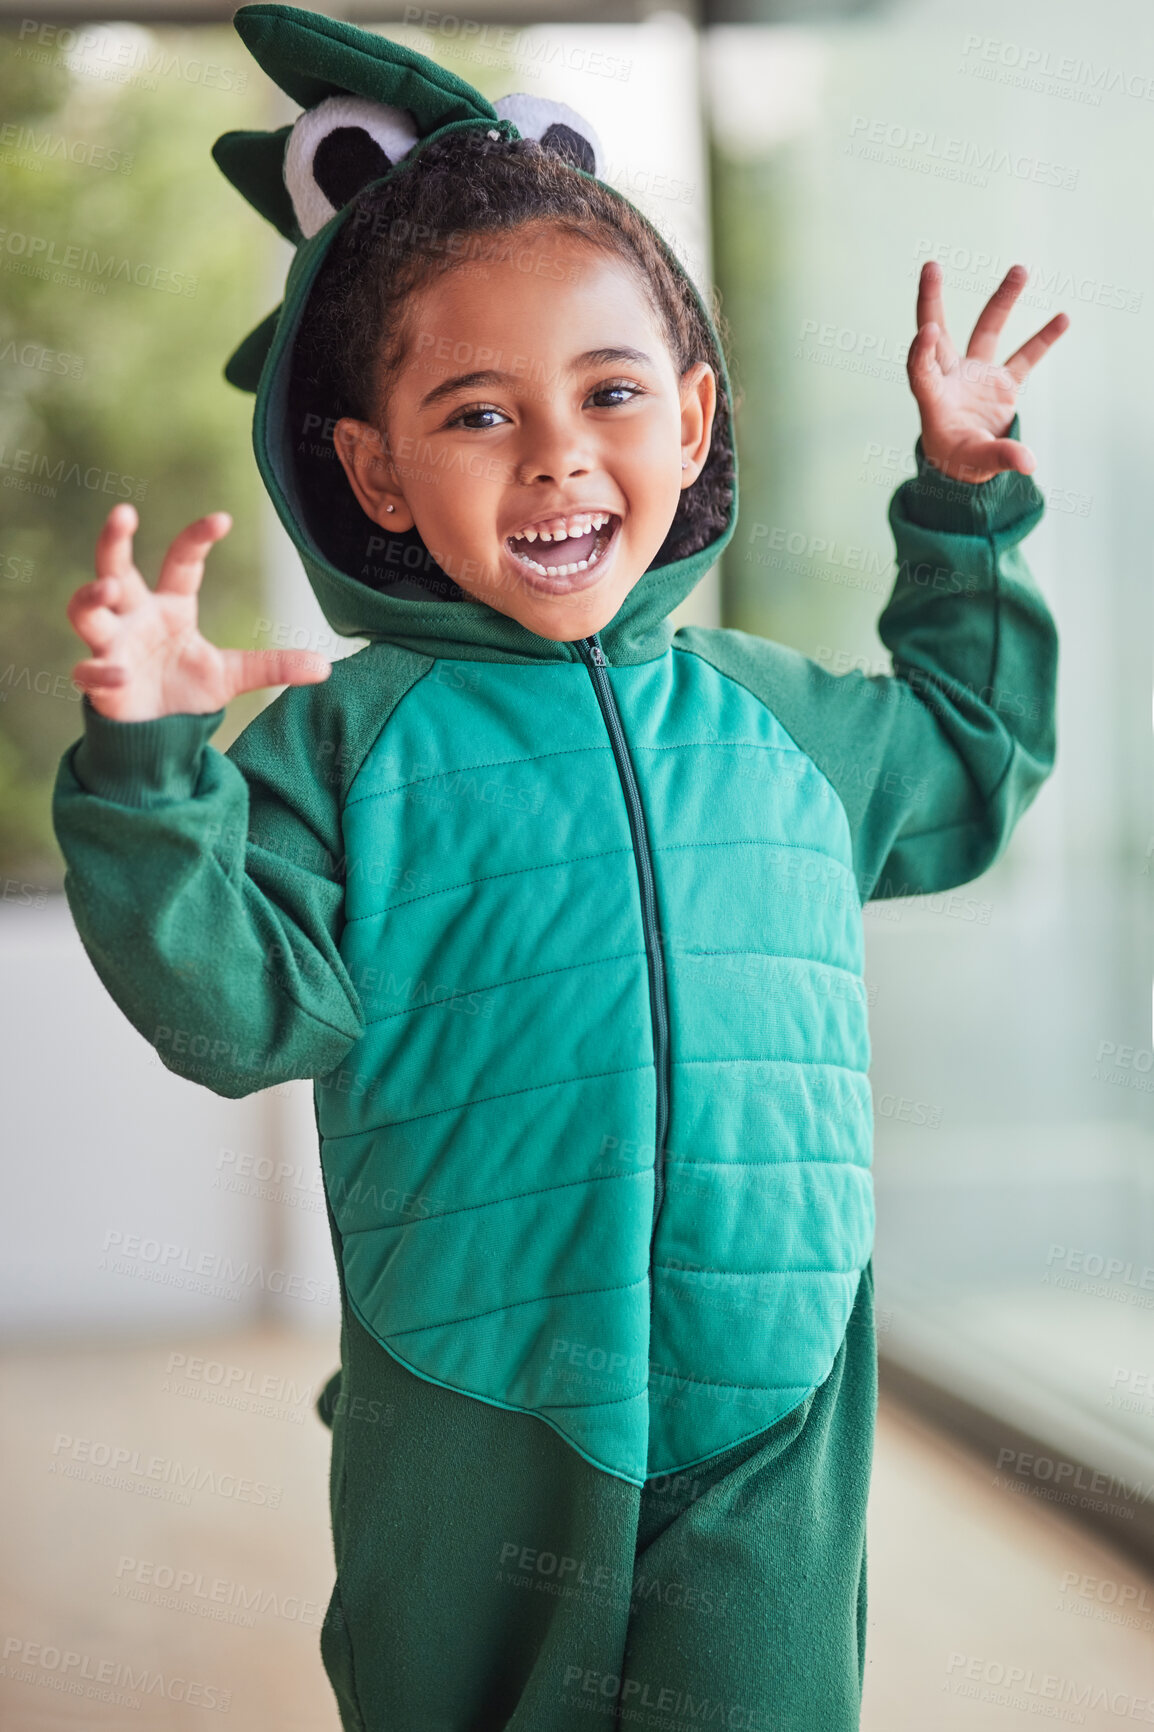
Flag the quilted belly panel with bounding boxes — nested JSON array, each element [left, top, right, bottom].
[[315, 649, 874, 1485]]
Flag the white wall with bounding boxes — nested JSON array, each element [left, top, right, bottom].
[[0, 898, 335, 1338]]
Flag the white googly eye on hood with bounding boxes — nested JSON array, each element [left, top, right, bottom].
[[493, 94, 603, 178], [284, 93, 420, 239]]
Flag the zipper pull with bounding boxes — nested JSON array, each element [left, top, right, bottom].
[[587, 635, 606, 666]]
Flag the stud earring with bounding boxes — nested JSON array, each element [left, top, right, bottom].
[[681, 461, 688, 469], [385, 504, 395, 513]]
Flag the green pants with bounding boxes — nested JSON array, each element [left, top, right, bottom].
[[316, 1241, 876, 1732]]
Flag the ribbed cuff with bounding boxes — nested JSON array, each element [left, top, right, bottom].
[[901, 413, 1045, 536], [72, 694, 226, 808]]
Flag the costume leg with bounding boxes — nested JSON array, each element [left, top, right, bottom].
[[316, 1189, 874, 1732], [616, 1261, 877, 1732], [318, 1295, 649, 1732]]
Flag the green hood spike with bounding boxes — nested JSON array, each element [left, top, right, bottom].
[[232, 0, 496, 122], [222, 301, 283, 393], [211, 126, 296, 244], [213, 3, 500, 390]]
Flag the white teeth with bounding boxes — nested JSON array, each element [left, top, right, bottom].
[[509, 511, 616, 546], [506, 512, 618, 578]]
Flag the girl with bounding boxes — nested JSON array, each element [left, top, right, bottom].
[[53, 5, 1067, 1727]]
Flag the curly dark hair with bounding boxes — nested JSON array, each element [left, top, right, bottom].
[[286, 124, 737, 602]]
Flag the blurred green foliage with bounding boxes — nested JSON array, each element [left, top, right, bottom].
[[0, 25, 278, 887], [709, 146, 797, 642]]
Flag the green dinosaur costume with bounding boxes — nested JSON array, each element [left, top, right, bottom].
[[51, 5, 1058, 1725]]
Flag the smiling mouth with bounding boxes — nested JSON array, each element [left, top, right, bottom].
[[505, 513, 620, 580]]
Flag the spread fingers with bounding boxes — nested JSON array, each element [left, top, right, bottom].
[[66, 578, 128, 650], [1002, 311, 1072, 382], [72, 658, 130, 691], [94, 502, 139, 585], [155, 512, 232, 598]]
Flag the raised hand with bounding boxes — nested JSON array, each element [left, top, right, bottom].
[[68, 503, 331, 722], [907, 260, 1070, 485]]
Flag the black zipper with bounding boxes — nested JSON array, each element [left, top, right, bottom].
[[575, 631, 670, 1254]]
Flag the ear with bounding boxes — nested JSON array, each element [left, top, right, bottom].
[[678, 362, 716, 487], [492, 94, 603, 177], [284, 93, 420, 238], [332, 416, 415, 532]]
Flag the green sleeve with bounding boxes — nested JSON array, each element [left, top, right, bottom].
[[50, 644, 432, 1097], [677, 411, 1058, 901]]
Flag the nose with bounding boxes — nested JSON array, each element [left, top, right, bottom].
[[528, 464, 587, 481], [520, 453, 591, 485], [517, 411, 595, 486]]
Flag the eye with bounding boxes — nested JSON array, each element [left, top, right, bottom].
[[284, 93, 419, 239], [445, 404, 510, 431], [589, 380, 645, 407], [492, 94, 602, 177]]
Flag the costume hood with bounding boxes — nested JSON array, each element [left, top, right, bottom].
[[214, 3, 738, 663]]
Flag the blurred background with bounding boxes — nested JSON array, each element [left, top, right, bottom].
[[2, 0, 1153, 1724]]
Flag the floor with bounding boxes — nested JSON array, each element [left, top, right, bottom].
[[2, 1325, 1152, 1729], [863, 1396, 1154, 1728]]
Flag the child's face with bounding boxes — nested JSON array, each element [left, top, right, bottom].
[[332, 224, 716, 641]]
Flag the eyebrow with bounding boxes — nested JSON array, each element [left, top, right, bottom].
[[416, 346, 656, 412]]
